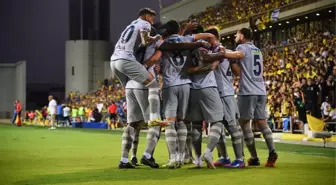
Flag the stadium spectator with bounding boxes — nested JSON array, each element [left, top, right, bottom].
[[302, 78, 319, 117], [321, 96, 331, 120], [12, 100, 18, 125], [91, 108, 102, 122], [63, 105, 71, 126], [71, 106, 78, 123], [108, 101, 118, 129], [57, 104, 63, 125], [78, 105, 85, 122], [48, 95, 57, 130]]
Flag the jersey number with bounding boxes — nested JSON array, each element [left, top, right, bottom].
[[253, 55, 261, 76], [172, 51, 185, 66], [121, 25, 135, 43]]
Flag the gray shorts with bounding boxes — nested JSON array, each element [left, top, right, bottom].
[[221, 96, 239, 126], [187, 87, 224, 123], [126, 89, 149, 123], [110, 59, 149, 87], [237, 95, 267, 120], [162, 84, 190, 119]]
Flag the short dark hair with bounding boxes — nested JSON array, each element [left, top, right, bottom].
[[192, 25, 204, 34], [205, 26, 220, 39], [139, 8, 156, 16], [238, 28, 252, 40], [164, 20, 180, 35]]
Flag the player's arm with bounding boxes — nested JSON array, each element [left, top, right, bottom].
[[193, 33, 216, 46], [223, 50, 245, 60], [179, 22, 198, 36], [157, 41, 210, 51], [140, 24, 161, 46], [201, 51, 226, 63], [230, 61, 241, 77], [187, 60, 219, 74], [143, 50, 162, 68]]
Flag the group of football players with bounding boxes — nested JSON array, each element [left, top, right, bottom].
[[110, 8, 278, 169]]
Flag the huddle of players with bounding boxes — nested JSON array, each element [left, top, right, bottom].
[[110, 8, 278, 169]]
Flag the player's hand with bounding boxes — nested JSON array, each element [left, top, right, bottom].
[[219, 46, 226, 52], [219, 48, 226, 55], [200, 41, 211, 49], [154, 34, 162, 41], [154, 64, 160, 73]]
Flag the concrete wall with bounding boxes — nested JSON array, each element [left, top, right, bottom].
[[160, 0, 223, 22], [65, 41, 111, 96], [0, 61, 26, 119], [104, 61, 112, 81]]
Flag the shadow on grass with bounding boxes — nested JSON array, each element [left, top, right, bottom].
[[16, 161, 335, 185], [14, 166, 251, 185]]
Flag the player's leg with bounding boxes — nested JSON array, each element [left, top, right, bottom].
[[214, 97, 230, 167], [192, 121, 203, 168], [221, 96, 245, 168], [200, 88, 225, 169], [238, 95, 259, 166], [255, 96, 278, 167], [187, 89, 203, 168], [113, 59, 166, 126], [162, 86, 179, 169], [176, 84, 190, 165], [184, 120, 194, 164], [110, 60, 129, 87], [214, 122, 230, 167], [129, 89, 158, 168], [131, 121, 142, 166], [118, 89, 141, 168]]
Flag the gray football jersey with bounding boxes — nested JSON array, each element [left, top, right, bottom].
[[160, 34, 193, 88], [213, 45, 235, 97], [236, 42, 266, 95], [125, 44, 156, 89], [189, 44, 217, 89]]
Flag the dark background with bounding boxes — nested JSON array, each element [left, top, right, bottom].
[[0, 0, 160, 84], [0, 0, 161, 108]]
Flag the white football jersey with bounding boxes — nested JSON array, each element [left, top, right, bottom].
[[111, 18, 151, 61]]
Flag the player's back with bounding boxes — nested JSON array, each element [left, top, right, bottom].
[[160, 34, 193, 88], [111, 18, 151, 61], [236, 42, 266, 95], [213, 46, 235, 97], [189, 45, 217, 89]]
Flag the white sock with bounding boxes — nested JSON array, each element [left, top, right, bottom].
[[121, 157, 128, 163], [144, 152, 151, 159], [170, 154, 177, 161]]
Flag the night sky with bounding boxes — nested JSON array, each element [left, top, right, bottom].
[[0, 0, 164, 84]]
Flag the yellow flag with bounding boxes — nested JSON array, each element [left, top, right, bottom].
[[307, 115, 325, 132]]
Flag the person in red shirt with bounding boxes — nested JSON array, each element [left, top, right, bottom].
[[108, 101, 118, 129]]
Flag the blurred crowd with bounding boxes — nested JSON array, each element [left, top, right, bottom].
[[24, 83, 128, 129], [184, 0, 297, 29]]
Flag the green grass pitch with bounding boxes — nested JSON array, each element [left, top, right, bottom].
[[0, 124, 335, 185]]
